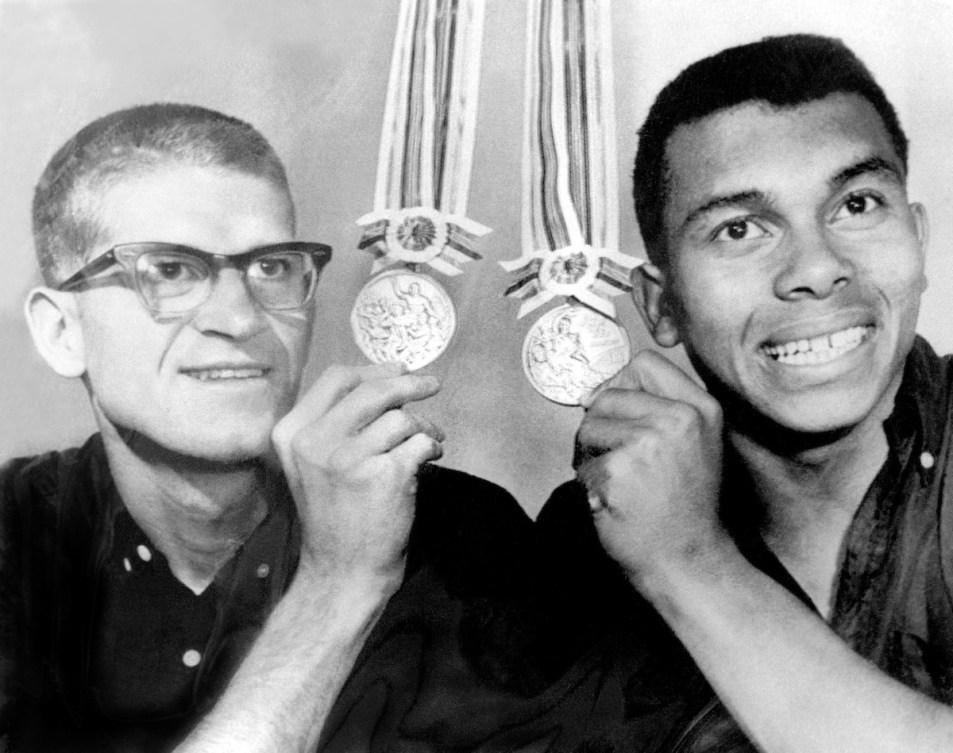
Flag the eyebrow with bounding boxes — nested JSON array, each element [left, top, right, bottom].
[[829, 156, 904, 190], [678, 155, 905, 233], [682, 190, 768, 229]]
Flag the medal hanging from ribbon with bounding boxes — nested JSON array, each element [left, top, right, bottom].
[[500, 0, 639, 405], [351, 0, 490, 371]]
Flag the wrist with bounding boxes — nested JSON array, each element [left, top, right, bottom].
[[628, 530, 746, 609], [289, 557, 405, 620]]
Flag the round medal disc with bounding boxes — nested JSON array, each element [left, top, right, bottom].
[[350, 270, 457, 371], [522, 303, 631, 406]]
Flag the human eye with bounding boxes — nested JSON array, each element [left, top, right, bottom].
[[250, 253, 301, 281], [140, 254, 205, 284], [832, 191, 884, 222], [710, 217, 770, 243]]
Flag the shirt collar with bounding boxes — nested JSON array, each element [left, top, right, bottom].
[[884, 335, 947, 462]]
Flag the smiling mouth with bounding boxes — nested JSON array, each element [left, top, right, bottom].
[[182, 367, 269, 381], [762, 325, 872, 366]]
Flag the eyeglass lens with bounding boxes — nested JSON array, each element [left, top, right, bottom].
[[135, 250, 316, 313]]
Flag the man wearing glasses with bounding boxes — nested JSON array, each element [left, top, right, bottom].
[[0, 104, 539, 752]]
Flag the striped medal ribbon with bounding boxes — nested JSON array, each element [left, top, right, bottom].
[[351, 0, 490, 371], [500, 0, 639, 405]]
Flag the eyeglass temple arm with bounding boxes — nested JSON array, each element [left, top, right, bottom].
[[57, 251, 119, 291]]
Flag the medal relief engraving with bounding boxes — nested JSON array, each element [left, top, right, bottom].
[[396, 215, 438, 252], [523, 304, 631, 405], [351, 271, 457, 371], [544, 251, 589, 285]]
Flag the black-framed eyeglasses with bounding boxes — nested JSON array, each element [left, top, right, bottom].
[[57, 241, 333, 316]]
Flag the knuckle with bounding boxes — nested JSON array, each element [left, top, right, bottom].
[[631, 349, 656, 367], [627, 431, 660, 458], [325, 447, 352, 476], [374, 454, 408, 484], [362, 376, 402, 403], [667, 402, 703, 431], [400, 432, 436, 464], [587, 387, 622, 415], [384, 408, 416, 436], [699, 394, 723, 423], [631, 348, 662, 373], [288, 430, 314, 460], [271, 419, 291, 449]]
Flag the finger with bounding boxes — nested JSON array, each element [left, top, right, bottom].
[[349, 408, 445, 457], [322, 373, 441, 438], [575, 415, 658, 458], [582, 350, 709, 409], [574, 391, 718, 469], [575, 456, 612, 505], [399, 408, 443, 442], [389, 431, 445, 470], [584, 387, 689, 422], [300, 362, 407, 415], [273, 363, 407, 450]]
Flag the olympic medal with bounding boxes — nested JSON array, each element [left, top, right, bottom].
[[350, 270, 457, 371], [522, 303, 630, 405]]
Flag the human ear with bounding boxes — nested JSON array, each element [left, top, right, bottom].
[[630, 263, 681, 348], [24, 287, 86, 378], [910, 202, 930, 293], [911, 201, 929, 255]]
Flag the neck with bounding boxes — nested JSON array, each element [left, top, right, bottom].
[[99, 422, 269, 594], [725, 397, 895, 618]]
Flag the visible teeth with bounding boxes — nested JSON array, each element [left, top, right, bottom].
[[189, 368, 265, 381], [764, 326, 868, 365]]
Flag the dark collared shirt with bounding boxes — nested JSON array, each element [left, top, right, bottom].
[[0, 435, 548, 753], [0, 435, 298, 751], [536, 336, 953, 752]]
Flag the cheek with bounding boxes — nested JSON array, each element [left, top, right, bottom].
[[671, 272, 747, 346], [275, 312, 313, 358], [83, 331, 156, 414], [78, 302, 174, 404], [267, 314, 313, 395], [865, 246, 926, 314]]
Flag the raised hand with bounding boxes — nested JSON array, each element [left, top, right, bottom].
[[575, 350, 727, 584], [271, 362, 443, 583]]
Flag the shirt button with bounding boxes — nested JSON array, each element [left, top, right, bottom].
[[137, 545, 153, 562], [182, 649, 202, 668], [920, 451, 936, 470], [256, 563, 271, 578], [123, 557, 132, 572]]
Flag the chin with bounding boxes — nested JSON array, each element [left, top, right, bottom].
[[190, 430, 273, 464], [145, 422, 274, 466], [762, 394, 884, 447], [719, 383, 877, 451]]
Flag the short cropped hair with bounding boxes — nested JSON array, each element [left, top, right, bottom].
[[33, 103, 293, 285], [633, 34, 908, 266]]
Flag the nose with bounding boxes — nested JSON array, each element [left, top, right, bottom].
[[190, 268, 268, 340], [773, 227, 852, 301]]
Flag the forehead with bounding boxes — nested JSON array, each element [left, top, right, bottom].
[[93, 164, 295, 254], [661, 93, 901, 234]]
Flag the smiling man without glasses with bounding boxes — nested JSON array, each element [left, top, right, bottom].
[[538, 34, 953, 751], [0, 104, 540, 753]]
